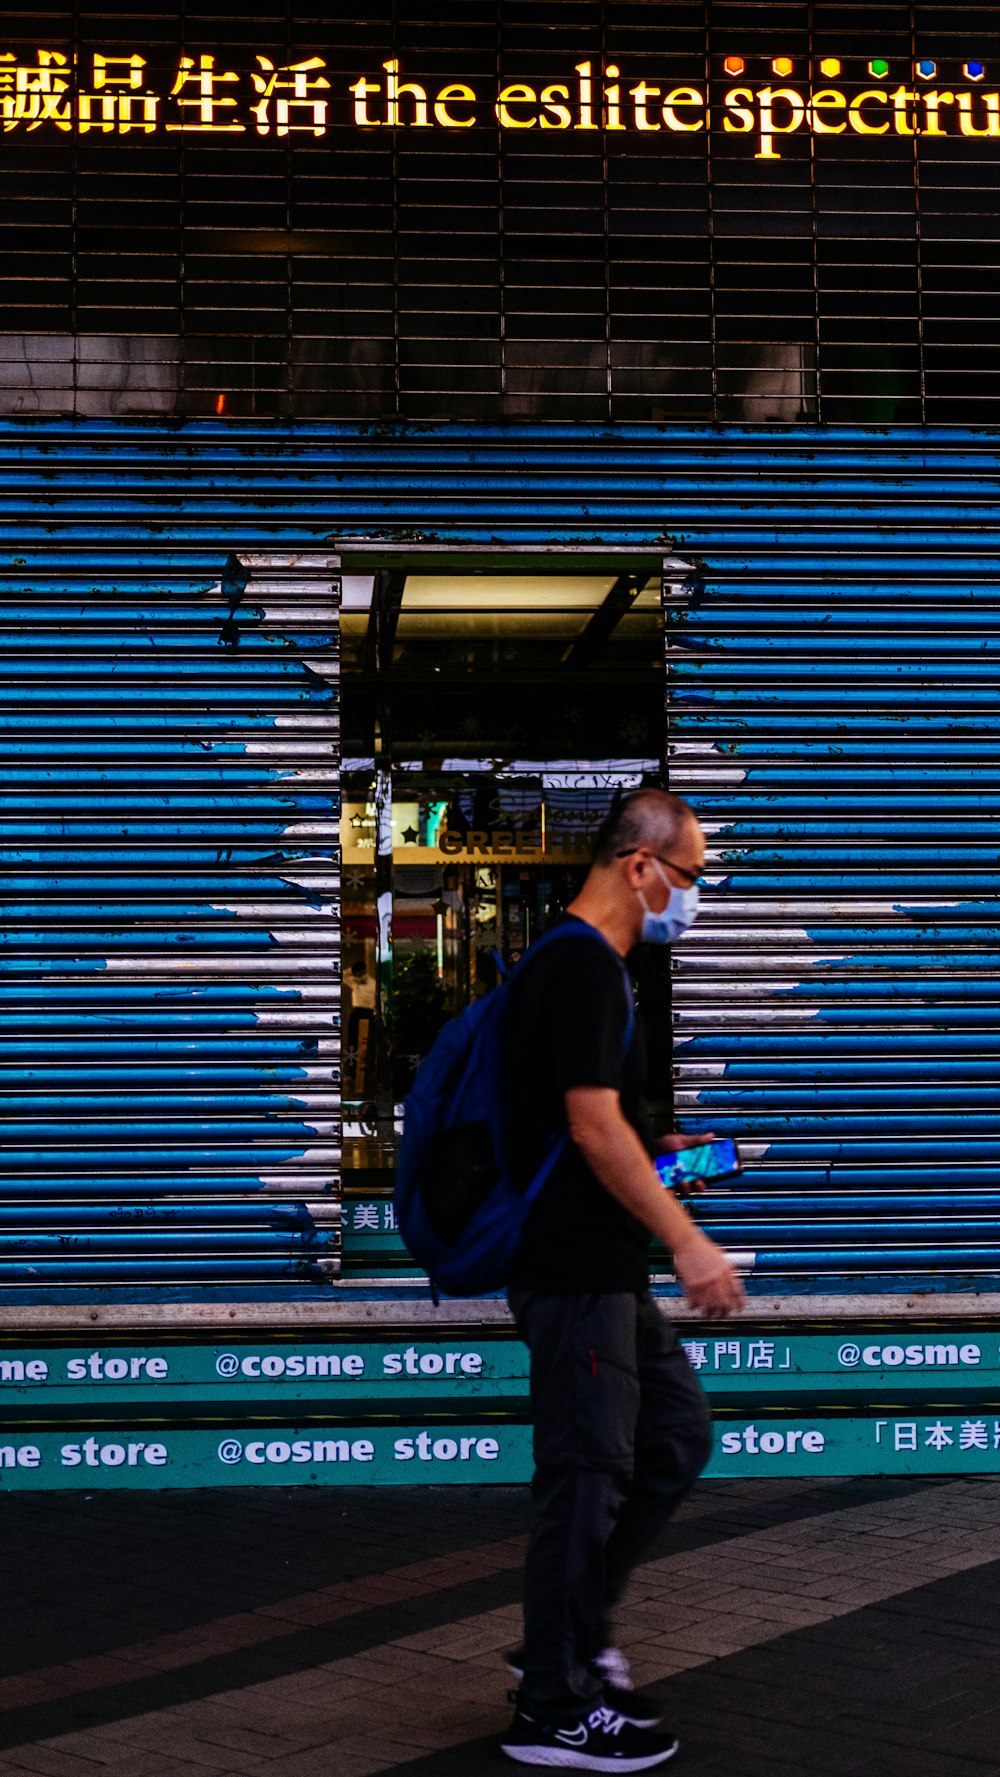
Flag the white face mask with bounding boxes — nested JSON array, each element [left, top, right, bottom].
[[637, 858, 701, 945]]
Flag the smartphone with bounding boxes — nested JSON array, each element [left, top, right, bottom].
[[655, 1137, 741, 1190]]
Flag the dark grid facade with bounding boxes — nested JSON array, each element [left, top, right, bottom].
[[1, 0, 999, 423]]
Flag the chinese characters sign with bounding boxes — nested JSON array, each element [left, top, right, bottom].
[[0, 49, 331, 136], [2, 50, 999, 157], [678, 1332, 990, 1391]]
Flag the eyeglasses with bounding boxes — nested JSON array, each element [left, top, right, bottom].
[[616, 849, 702, 889]]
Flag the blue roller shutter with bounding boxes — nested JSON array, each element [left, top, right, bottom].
[[2, 420, 998, 1301], [0, 539, 341, 1293], [661, 443, 1000, 1291]]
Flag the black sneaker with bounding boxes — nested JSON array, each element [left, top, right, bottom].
[[505, 1647, 664, 1730], [501, 1702, 678, 1770]]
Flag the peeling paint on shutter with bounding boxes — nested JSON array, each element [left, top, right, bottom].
[[0, 536, 341, 1295], [3, 420, 998, 1302], [661, 442, 1000, 1293]]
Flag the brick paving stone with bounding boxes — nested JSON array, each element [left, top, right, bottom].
[[849, 1755, 997, 1777], [618, 1603, 713, 1634], [0, 1752, 111, 1776], [613, 1643, 711, 1677], [231, 1753, 385, 1777], [79, 1722, 243, 1768], [7, 1760, 234, 1777], [393, 1611, 520, 1662], [35, 1743, 214, 1777], [7, 1479, 1000, 1777]]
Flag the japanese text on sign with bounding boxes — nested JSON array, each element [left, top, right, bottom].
[[682, 1337, 793, 1371]]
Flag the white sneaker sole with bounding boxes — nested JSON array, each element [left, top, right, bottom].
[[500, 1737, 679, 1771]]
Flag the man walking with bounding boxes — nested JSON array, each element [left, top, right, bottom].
[[500, 788, 745, 1770]]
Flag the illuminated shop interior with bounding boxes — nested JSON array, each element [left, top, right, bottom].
[[338, 568, 674, 1158]]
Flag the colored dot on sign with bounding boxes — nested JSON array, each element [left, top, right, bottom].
[[723, 55, 745, 75], [917, 60, 937, 79], [772, 57, 794, 77], [965, 61, 985, 80], [819, 58, 841, 78], [868, 58, 890, 78]]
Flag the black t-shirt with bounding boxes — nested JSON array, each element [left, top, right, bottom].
[[503, 916, 653, 1293]]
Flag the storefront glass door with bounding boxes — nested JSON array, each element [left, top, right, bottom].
[[339, 567, 670, 1165]]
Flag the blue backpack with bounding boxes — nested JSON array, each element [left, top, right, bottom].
[[394, 924, 635, 1298]]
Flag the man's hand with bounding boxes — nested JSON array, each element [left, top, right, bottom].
[[671, 1228, 746, 1318], [657, 1132, 715, 1197], [565, 1088, 746, 1317]]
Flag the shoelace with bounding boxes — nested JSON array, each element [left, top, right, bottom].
[[588, 1707, 627, 1737], [594, 1647, 633, 1691]]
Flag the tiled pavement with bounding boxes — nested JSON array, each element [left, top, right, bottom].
[[2, 1476, 1000, 1777]]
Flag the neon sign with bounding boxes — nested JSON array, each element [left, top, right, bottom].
[[2, 50, 999, 159], [0, 50, 331, 135]]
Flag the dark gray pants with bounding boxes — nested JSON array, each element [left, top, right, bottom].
[[507, 1289, 713, 1723]]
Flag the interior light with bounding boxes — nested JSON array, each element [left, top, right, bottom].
[[819, 58, 842, 77], [965, 61, 985, 81], [772, 57, 794, 77], [868, 58, 889, 78], [723, 55, 744, 75], [917, 60, 937, 79]]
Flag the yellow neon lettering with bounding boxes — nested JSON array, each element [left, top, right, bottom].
[[629, 81, 661, 131], [722, 86, 755, 134], [849, 89, 890, 134], [540, 84, 572, 129], [77, 53, 157, 134], [349, 75, 381, 127], [496, 83, 537, 128], [433, 83, 476, 127], [12, 50, 1000, 152], [574, 62, 596, 129], [662, 85, 704, 131], [956, 90, 1000, 136], [251, 55, 329, 137], [809, 87, 846, 133], [603, 67, 624, 132], [922, 90, 955, 136], [167, 53, 243, 132], [0, 49, 72, 133], [755, 85, 805, 159], [890, 85, 919, 135], [383, 59, 429, 127]]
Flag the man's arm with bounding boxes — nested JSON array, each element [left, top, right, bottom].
[[565, 1085, 746, 1317]]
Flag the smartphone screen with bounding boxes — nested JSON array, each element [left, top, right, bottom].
[[655, 1137, 741, 1188]]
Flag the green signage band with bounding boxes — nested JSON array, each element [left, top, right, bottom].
[[2, 1415, 1000, 1491], [0, 1424, 528, 1491], [0, 1339, 526, 1404], [1, 1332, 997, 1407]]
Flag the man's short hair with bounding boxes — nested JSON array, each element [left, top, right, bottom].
[[591, 787, 695, 867]]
